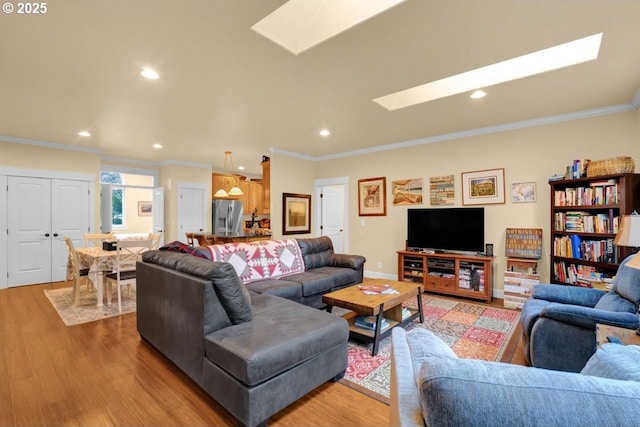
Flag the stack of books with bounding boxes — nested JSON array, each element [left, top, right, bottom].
[[354, 315, 389, 331]]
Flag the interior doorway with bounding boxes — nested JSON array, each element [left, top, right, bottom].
[[314, 177, 349, 253]]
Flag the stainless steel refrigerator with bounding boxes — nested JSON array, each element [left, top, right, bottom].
[[212, 200, 244, 234]]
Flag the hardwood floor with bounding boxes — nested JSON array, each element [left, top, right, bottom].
[[0, 279, 526, 427]]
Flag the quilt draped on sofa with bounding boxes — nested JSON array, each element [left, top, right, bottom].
[[203, 240, 306, 284]]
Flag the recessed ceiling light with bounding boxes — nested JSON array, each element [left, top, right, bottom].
[[238, 166, 245, 171], [252, 0, 407, 55], [319, 129, 331, 137], [141, 68, 159, 80], [152, 143, 162, 149], [78, 131, 91, 137], [470, 90, 486, 99], [374, 33, 603, 111]]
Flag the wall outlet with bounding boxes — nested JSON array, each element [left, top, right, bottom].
[[377, 261, 382, 269], [361, 219, 366, 227]]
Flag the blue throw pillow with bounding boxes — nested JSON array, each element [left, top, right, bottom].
[[581, 344, 640, 382], [612, 255, 640, 305]]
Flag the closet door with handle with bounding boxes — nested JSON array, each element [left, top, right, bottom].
[[7, 177, 90, 286], [7, 176, 52, 286]]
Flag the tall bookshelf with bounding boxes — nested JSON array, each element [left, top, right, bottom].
[[549, 173, 640, 286]]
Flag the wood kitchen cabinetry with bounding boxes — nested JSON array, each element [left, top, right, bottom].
[[212, 173, 239, 198], [212, 171, 267, 214], [261, 158, 270, 214], [238, 180, 264, 214]]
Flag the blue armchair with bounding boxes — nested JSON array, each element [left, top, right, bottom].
[[521, 254, 640, 372]]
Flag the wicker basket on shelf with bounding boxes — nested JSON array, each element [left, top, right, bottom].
[[586, 156, 635, 177]]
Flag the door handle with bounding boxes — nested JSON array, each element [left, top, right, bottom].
[[44, 233, 50, 237], [53, 233, 59, 237]]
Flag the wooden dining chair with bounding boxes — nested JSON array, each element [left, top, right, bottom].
[[64, 237, 91, 305], [105, 239, 153, 313], [148, 233, 162, 250], [185, 232, 195, 246], [83, 232, 113, 247]]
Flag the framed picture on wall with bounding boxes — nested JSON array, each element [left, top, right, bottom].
[[138, 201, 153, 216], [511, 181, 537, 203], [461, 168, 505, 205], [282, 193, 311, 235], [358, 177, 387, 216]]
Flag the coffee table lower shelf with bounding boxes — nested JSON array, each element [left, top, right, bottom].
[[323, 280, 424, 356], [343, 308, 422, 354]]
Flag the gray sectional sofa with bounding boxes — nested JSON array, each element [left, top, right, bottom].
[[136, 237, 366, 427]]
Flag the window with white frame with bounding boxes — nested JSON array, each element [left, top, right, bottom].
[[100, 172, 125, 228]]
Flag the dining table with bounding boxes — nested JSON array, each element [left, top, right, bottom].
[[73, 246, 119, 307]]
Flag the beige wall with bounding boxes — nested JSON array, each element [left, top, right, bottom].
[[116, 174, 154, 234], [269, 154, 316, 240], [3, 110, 640, 295], [158, 163, 212, 242], [314, 111, 640, 293], [0, 140, 102, 228]]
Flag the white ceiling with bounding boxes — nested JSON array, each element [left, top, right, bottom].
[[1, 0, 639, 176]]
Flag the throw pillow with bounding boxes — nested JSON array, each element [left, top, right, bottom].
[[581, 344, 640, 382], [208, 262, 253, 325], [612, 254, 640, 305]]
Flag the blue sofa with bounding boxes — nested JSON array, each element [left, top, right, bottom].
[[521, 254, 640, 372], [390, 328, 640, 427]]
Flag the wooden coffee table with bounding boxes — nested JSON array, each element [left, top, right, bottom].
[[323, 279, 424, 356]]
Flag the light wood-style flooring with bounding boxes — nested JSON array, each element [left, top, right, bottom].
[[0, 279, 526, 427]]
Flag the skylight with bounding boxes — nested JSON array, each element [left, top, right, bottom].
[[373, 33, 603, 111], [252, 0, 407, 55]]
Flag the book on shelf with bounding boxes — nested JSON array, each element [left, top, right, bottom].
[[354, 315, 389, 331], [553, 181, 619, 207], [401, 307, 412, 320], [358, 283, 399, 295]]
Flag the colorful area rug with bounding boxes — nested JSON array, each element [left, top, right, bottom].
[[44, 285, 136, 326], [339, 295, 521, 404]]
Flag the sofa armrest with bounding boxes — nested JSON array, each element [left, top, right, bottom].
[[417, 356, 640, 426], [328, 253, 366, 270], [390, 329, 426, 427], [532, 283, 606, 307], [541, 303, 640, 329]]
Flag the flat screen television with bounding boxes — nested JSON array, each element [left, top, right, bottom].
[[407, 207, 485, 254]]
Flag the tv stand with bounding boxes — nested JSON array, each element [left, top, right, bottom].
[[397, 250, 494, 303]]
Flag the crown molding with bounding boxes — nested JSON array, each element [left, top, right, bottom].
[[314, 101, 636, 162], [0, 134, 102, 154]]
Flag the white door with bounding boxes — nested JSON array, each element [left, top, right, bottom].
[[152, 187, 165, 246], [51, 179, 90, 281], [7, 177, 90, 286], [320, 184, 346, 253], [177, 186, 207, 242], [8, 176, 52, 286]]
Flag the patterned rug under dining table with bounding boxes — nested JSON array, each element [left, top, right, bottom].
[[322, 279, 424, 356]]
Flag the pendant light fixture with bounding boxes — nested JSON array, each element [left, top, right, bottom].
[[214, 151, 244, 198]]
